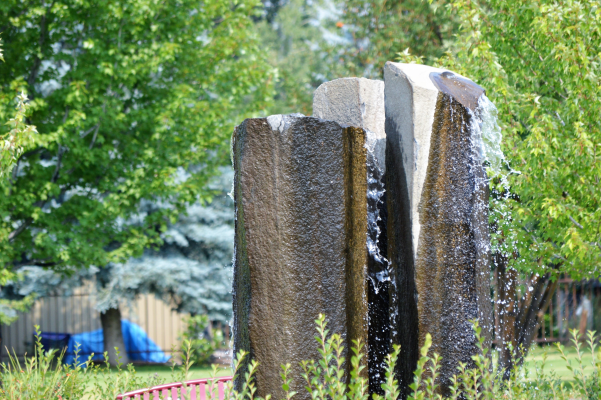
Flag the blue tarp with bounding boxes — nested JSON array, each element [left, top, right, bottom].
[[40, 332, 71, 351], [63, 320, 171, 365]]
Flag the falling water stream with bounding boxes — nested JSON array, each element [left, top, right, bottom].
[[365, 130, 389, 291], [471, 94, 506, 177]]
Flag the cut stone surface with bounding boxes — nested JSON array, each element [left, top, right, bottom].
[[313, 77, 385, 138], [313, 78, 386, 172], [384, 62, 493, 397], [232, 115, 370, 400], [313, 77, 389, 395]]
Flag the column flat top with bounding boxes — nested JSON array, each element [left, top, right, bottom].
[[385, 62, 484, 110]]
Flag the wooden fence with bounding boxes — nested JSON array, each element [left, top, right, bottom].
[[492, 276, 601, 344], [0, 281, 188, 362]]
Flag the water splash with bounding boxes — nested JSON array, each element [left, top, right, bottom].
[[470, 95, 505, 177], [469, 94, 523, 260], [365, 130, 392, 394]]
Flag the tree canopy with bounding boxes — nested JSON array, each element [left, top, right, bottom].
[[341, 0, 456, 78], [0, 0, 271, 270], [255, 0, 343, 115], [0, 36, 38, 323], [4, 167, 235, 322]]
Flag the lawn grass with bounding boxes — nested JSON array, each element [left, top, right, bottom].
[[89, 363, 232, 388], [86, 344, 597, 398], [523, 343, 597, 381], [82, 364, 232, 399], [121, 364, 232, 382], [124, 346, 595, 383], [125, 345, 594, 384]]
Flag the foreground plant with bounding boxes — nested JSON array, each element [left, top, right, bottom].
[[1, 326, 89, 400], [3, 318, 601, 399], [0, 326, 200, 399], [251, 316, 601, 400]]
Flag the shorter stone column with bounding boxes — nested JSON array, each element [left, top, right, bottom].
[[232, 115, 370, 400], [313, 78, 390, 395]]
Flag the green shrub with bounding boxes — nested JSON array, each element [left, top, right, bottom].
[[229, 315, 601, 400], [0, 326, 89, 400], [2, 318, 601, 399], [180, 315, 224, 367], [0, 326, 180, 399]]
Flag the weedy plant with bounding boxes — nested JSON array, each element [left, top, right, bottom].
[[180, 315, 225, 367], [2, 317, 601, 399], [0, 326, 89, 400], [0, 326, 174, 400], [230, 315, 601, 400]]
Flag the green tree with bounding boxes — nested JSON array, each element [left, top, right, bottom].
[[0, 0, 273, 361], [257, 0, 458, 114], [3, 168, 235, 363], [256, 0, 342, 115], [401, 0, 601, 373], [341, 0, 457, 78], [0, 37, 38, 325]]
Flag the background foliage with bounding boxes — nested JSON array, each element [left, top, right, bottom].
[[340, 0, 456, 78], [255, 0, 342, 115], [0, 0, 272, 321], [0, 36, 38, 323], [0, 0, 271, 269], [2, 168, 234, 325]]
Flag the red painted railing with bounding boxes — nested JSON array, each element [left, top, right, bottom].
[[116, 376, 233, 400]]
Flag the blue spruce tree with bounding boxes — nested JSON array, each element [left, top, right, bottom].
[[1, 168, 235, 363]]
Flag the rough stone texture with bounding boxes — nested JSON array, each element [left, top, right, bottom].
[[313, 78, 390, 395], [384, 62, 493, 397], [232, 115, 370, 400]]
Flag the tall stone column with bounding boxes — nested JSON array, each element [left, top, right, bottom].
[[384, 62, 493, 396], [313, 78, 390, 395], [232, 115, 370, 400]]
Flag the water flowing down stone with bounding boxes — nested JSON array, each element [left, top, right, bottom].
[[313, 78, 390, 395], [232, 115, 371, 400], [384, 62, 493, 397]]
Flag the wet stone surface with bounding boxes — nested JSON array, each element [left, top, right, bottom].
[[232, 115, 371, 400], [385, 63, 492, 398], [416, 91, 492, 395], [313, 78, 390, 395]]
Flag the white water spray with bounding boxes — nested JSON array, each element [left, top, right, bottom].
[[471, 94, 506, 178], [365, 130, 389, 293]]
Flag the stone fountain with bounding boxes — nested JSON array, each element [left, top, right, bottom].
[[232, 63, 494, 398]]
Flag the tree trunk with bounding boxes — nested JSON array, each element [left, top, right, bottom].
[[496, 252, 517, 380], [100, 307, 129, 366], [495, 253, 558, 379]]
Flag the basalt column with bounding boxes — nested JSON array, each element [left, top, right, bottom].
[[232, 115, 370, 400], [384, 62, 493, 397], [313, 78, 390, 395]]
